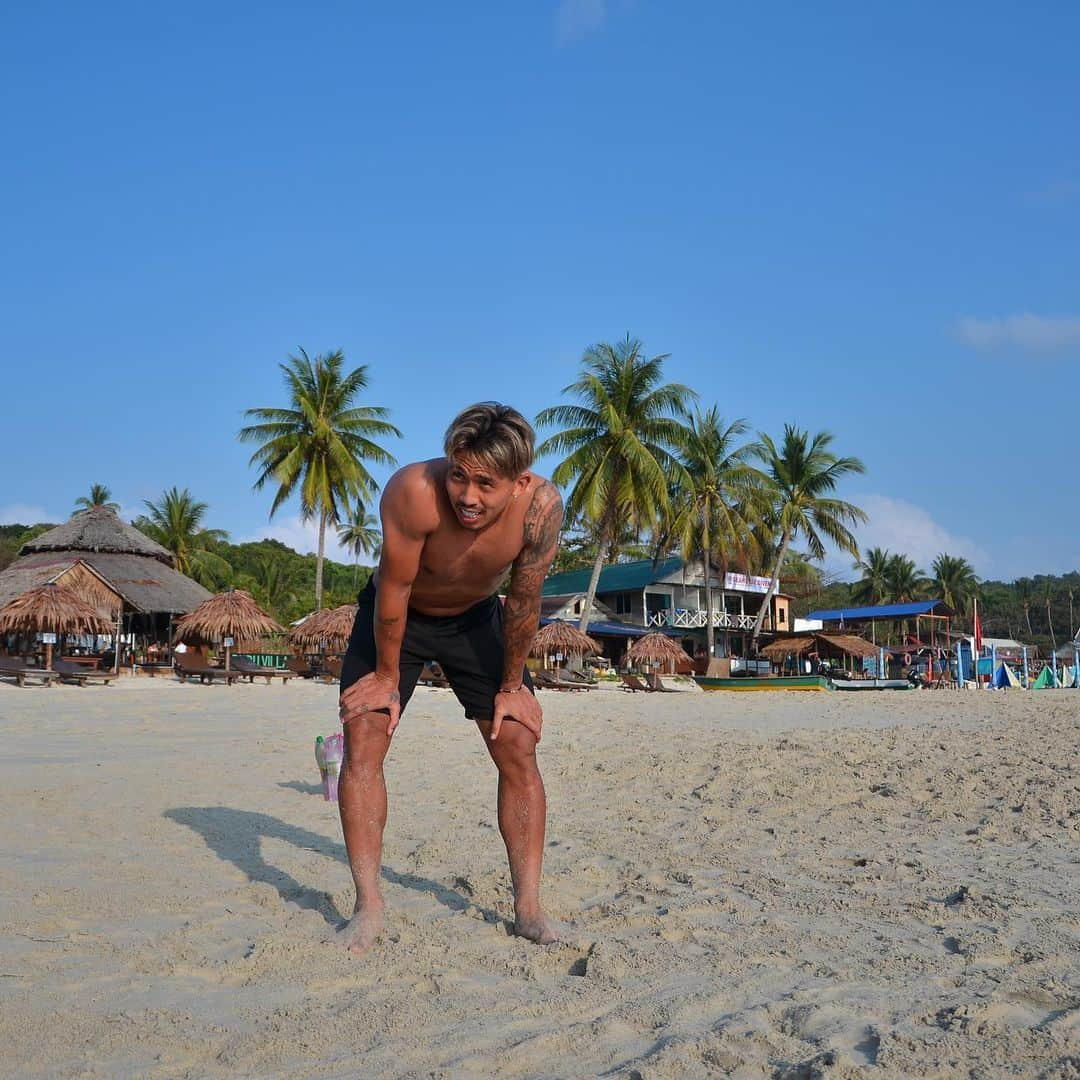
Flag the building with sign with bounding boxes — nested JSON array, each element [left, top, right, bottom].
[[541, 556, 791, 660]]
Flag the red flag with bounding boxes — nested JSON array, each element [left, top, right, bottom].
[[973, 598, 983, 655]]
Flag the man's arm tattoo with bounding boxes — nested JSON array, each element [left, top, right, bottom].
[[501, 484, 564, 684]]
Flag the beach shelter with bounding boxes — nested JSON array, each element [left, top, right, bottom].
[[626, 632, 694, 674], [1061, 665, 1075, 688], [531, 621, 600, 670], [1031, 665, 1059, 690], [991, 662, 1021, 689], [287, 604, 358, 654], [0, 582, 112, 670], [174, 589, 283, 671]]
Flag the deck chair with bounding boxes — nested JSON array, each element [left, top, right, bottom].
[[646, 673, 678, 692], [554, 667, 596, 688], [287, 656, 317, 678], [175, 652, 240, 685], [532, 669, 576, 691], [417, 661, 450, 688], [0, 657, 60, 687], [52, 659, 115, 685], [620, 673, 650, 692], [229, 657, 294, 685]]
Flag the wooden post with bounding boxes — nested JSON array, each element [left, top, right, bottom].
[[44, 640, 53, 671], [113, 607, 122, 676]]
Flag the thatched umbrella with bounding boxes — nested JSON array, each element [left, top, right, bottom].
[[0, 583, 113, 670], [531, 621, 600, 669], [286, 604, 358, 653], [174, 589, 283, 670], [626, 632, 693, 674]]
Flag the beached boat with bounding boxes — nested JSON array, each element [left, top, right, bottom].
[[694, 675, 832, 692], [829, 678, 914, 691]]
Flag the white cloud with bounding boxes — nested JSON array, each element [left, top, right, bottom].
[[840, 494, 989, 576], [953, 313, 1080, 353], [556, 0, 606, 43], [0, 503, 56, 526], [240, 514, 356, 565]]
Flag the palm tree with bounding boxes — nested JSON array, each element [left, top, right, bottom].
[[239, 348, 401, 610], [884, 554, 927, 602], [666, 408, 760, 658], [931, 553, 978, 620], [535, 335, 695, 635], [74, 484, 119, 514], [1015, 577, 1035, 638], [338, 505, 382, 586], [852, 546, 891, 606], [138, 487, 232, 589], [750, 424, 867, 648]]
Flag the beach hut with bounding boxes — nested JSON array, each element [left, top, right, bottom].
[[287, 604, 358, 654], [530, 620, 600, 670], [0, 583, 112, 670], [174, 589, 283, 671], [626, 632, 694, 675], [0, 507, 212, 663]]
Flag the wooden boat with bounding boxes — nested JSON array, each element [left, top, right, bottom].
[[694, 675, 832, 692], [829, 678, 913, 691]]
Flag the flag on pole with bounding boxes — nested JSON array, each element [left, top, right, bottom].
[[973, 597, 983, 655]]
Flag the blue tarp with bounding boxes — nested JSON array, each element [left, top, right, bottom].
[[807, 599, 955, 621], [539, 617, 651, 638]]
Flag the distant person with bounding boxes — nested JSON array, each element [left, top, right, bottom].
[[337, 403, 563, 955]]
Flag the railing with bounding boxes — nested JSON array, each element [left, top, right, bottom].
[[645, 609, 756, 630]]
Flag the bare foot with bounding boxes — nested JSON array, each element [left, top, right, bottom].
[[513, 911, 563, 945], [336, 903, 385, 955]]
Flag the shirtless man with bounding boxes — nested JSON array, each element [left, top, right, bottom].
[[336, 402, 563, 955]]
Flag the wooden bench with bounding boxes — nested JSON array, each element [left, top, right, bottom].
[[0, 658, 61, 687], [52, 659, 115, 685], [229, 657, 294, 685]]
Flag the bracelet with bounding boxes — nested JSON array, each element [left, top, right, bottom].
[[498, 684, 525, 694]]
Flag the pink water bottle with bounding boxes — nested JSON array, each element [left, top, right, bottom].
[[322, 733, 344, 801]]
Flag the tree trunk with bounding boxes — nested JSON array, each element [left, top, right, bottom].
[[1023, 602, 1032, 637], [578, 540, 607, 636], [315, 509, 327, 611], [702, 520, 715, 658], [751, 526, 791, 650], [1046, 598, 1056, 650]]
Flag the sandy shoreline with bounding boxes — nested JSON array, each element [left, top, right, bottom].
[[0, 680, 1077, 1077]]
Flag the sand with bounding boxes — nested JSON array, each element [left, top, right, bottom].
[[0, 677, 1077, 1078]]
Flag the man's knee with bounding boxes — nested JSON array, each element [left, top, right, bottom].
[[488, 724, 541, 780], [342, 714, 392, 770]]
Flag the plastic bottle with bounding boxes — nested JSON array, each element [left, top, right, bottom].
[[322, 733, 344, 801], [314, 735, 327, 782]]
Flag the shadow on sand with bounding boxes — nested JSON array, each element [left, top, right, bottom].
[[165, 806, 498, 927]]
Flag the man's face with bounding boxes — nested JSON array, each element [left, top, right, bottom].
[[445, 455, 527, 531]]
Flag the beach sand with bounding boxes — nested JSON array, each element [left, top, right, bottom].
[[0, 678, 1077, 1077]]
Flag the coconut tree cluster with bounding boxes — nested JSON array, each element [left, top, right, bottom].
[[535, 335, 867, 652]]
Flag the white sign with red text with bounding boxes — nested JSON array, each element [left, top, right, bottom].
[[723, 572, 772, 594]]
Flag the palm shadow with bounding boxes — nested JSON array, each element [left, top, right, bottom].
[[165, 806, 499, 927]]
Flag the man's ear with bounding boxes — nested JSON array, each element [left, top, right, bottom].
[[513, 473, 530, 498]]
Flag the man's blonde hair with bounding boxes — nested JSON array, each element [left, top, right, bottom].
[[444, 402, 535, 478]]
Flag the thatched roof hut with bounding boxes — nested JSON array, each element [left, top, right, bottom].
[[626, 632, 693, 672], [0, 508, 211, 620], [21, 507, 173, 561], [175, 590, 283, 645], [531, 621, 600, 661], [0, 583, 113, 669], [0, 583, 112, 637], [287, 604, 357, 652]]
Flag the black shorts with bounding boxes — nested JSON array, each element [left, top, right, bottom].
[[340, 578, 534, 721]]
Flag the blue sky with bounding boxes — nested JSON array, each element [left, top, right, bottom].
[[2, 2, 1077, 580]]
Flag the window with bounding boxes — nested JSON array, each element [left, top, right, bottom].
[[614, 593, 633, 615], [778, 607, 786, 624]]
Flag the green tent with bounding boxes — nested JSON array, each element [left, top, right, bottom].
[[1031, 665, 1059, 689]]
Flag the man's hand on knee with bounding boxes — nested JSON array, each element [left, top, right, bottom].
[[491, 688, 542, 743], [340, 671, 401, 735]]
